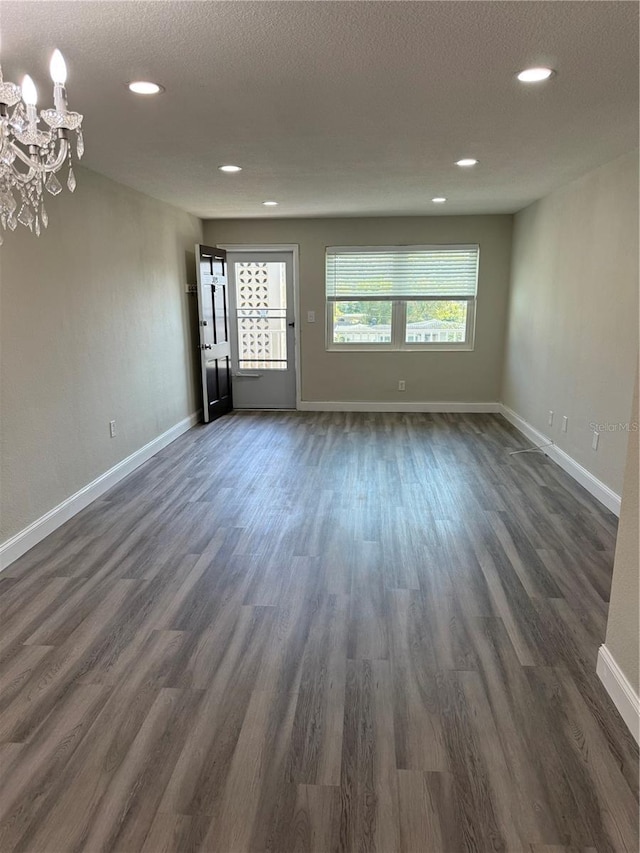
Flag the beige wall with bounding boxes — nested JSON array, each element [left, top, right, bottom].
[[0, 165, 202, 543], [502, 151, 639, 495], [204, 216, 512, 404], [605, 370, 639, 693]]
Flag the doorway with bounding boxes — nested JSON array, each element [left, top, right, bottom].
[[224, 248, 298, 409]]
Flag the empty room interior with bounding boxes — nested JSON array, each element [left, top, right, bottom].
[[1, 1, 639, 851]]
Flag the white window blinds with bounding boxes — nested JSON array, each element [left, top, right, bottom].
[[325, 245, 479, 301]]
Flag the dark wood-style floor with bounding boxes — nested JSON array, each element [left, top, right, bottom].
[[0, 412, 637, 852]]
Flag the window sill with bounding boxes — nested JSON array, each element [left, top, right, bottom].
[[326, 344, 475, 353]]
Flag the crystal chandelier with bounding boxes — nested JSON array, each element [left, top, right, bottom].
[[0, 50, 84, 245]]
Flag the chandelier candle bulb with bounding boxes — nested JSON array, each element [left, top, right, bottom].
[[21, 75, 38, 124], [50, 51, 68, 113], [49, 50, 67, 85], [21, 75, 37, 105]]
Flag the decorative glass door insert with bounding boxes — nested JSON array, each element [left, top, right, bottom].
[[234, 261, 288, 370]]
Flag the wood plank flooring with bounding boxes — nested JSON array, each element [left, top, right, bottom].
[[1, 411, 637, 852]]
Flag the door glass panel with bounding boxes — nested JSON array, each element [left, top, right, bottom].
[[234, 262, 287, 370], [213, 285, 228, 344]]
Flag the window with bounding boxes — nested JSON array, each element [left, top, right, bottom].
[[326, 244, 479, 350]]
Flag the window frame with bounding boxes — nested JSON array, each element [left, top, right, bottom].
[[325, 244, 478, 353]]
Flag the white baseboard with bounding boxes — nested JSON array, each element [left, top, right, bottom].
[[499, 404, 621, 516], [297, 401, 500, 413], [0, 411, 201, 572], [597, 644, 640, 743]]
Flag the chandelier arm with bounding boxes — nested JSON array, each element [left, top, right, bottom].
[[5, 145, 38, 183], [8, 136, 69, 180], [8, 141, 39, 171]]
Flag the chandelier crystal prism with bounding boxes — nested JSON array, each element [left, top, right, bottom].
[[0, 49, 83, 246]]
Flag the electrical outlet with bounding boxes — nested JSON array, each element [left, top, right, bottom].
[[548, 410, 554, 427], [307, 310, 316, 323], [109, 420, 116, 438], [592, 431, 600, 451], [398, 380, 406, 391], [561, 416, 568, 433]]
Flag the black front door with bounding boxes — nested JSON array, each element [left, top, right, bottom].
[[195, 244, 233, 422]]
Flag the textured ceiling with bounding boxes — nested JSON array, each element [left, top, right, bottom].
[[1, 1, 638, 218]]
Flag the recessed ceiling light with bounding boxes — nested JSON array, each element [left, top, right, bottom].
[[262, 200, 278, 206], [517, 67, 555, 83], [128, 81, 164, 95], [455, 158, 478, 167], [218, 165, 242, 173], [432, 197, 447, 203]]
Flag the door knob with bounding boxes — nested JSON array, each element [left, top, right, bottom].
[[288, 322, 295, 328], [200, 344, 212, 350]]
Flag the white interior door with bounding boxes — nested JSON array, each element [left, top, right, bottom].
[[227, 251, 296, 409]]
